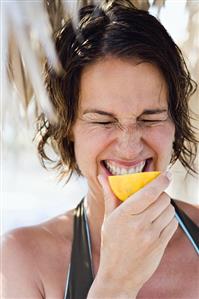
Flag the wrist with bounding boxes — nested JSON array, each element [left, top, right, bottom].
[[87, 271, 138, 299]]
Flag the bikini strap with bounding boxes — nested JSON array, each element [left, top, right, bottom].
[[64, 198, 94, 299], [171, 199, 199, 255], [64, 198, 199, 299]]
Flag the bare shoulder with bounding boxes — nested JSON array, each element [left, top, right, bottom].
[[1, 225, 45, 298], [1, 208, 75, 298], [174, 199, 199, 226]]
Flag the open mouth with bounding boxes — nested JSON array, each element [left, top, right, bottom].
[[102, 158, 152, 176]]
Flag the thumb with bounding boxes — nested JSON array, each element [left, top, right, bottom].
[[98, 174, 120, 218]]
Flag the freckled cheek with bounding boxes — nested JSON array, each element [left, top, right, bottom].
[[143, 124, 175, 154], [73, 128, 112, 173]]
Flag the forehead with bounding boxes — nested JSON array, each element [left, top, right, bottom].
[[79, 57, 168, 117]]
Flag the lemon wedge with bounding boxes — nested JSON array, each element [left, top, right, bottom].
[[108, 171, 161, 201]]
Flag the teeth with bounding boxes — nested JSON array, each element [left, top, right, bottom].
[[104, 160, 146, 175]]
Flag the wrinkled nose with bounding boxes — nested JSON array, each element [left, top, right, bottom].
[[115, 124, 143, 158]]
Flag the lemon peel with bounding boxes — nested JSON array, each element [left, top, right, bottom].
[[108, 171, 161, 201]]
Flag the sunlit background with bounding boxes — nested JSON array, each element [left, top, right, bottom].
[[1, 0, 199, 235]]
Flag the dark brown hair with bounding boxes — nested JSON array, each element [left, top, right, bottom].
[[36, 0, 198, 181]]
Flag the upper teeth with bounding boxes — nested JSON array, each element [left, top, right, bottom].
[[104, 160, 146, 175]]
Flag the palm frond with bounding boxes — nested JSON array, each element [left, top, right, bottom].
[[132, 0, 150, 11], [2, 0, 198, 125], [182, 1, 199, 133], [4, 0, 62, 122], [7, 31, 33, 110]]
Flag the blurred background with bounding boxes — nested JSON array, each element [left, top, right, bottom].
[[1, 0, 199, 235]]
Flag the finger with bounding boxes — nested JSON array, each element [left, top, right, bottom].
[[98, 174, 120, 218], [143, 192, 171, 223], [159, 217, 178, 247], [121, 170, 172, 214], [152, 204, 176, 236]]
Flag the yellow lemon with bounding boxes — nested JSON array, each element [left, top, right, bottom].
[[108, 171, 161, 201]]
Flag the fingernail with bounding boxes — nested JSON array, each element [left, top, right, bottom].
[[165, 170, 172, 181]]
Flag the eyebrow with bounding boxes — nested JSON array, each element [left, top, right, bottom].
[[83, 108, 168, 117]]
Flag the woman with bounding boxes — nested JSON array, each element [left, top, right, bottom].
[[2, 1, 198, 298]]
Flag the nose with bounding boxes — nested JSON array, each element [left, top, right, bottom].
[[115, 123, 144, 158]]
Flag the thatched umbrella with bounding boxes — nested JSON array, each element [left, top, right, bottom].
[[2, 0, 169, 123], [4, 0, 198, 120]]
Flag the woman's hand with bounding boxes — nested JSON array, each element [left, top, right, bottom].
[[88, 171, 178, 299]]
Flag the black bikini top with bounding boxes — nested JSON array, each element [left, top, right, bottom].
[[64, 198, 199, 299]]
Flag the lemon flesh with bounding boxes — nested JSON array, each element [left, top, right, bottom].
[[108, 171, 161, 201]]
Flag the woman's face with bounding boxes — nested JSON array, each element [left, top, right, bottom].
[[72, 57, 175, 196]]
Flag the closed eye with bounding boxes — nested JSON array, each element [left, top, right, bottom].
[[139, 119, 167, 126], [141, 120, 162, 122], [91, 121, 117, 129], [93, 121, 113, 125], [141, 117, 168, 122]]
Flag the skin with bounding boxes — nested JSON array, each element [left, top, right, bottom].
[[72, 57, 175, 258], [1, 57, 199, 299]]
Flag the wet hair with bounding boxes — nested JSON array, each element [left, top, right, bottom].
[[37, 0, 198, 181]]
